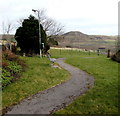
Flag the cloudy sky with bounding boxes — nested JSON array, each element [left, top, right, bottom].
[[0, 0, 119, 35]]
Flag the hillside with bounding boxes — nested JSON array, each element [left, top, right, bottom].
[[54, 31, 117, 51]]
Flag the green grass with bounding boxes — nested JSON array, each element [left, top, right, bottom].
[[2, 56, 70, 109], [2, 49, 119, 114], [49, 49, 119, 114], [49, 48, 97, 58]]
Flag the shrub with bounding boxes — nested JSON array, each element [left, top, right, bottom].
[[111, 50, 120, 63], [7, 62, 22, 75], [2, 50, 26, 69], [16, 58, 27, 69], [0, 68, 14, 88], [1, 61, 8, 68], [1, 50, 26, 89], [2, 50, 18, 61]]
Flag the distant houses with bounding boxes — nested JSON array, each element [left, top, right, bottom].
[[0, 34, 17, 52]]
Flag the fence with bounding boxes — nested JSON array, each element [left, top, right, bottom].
[[50, 47, 116, 57]]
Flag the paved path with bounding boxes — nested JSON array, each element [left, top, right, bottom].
[[5, 58, 94, 115]]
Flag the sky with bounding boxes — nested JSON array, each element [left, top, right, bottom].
[[0, 0, 119, 35]]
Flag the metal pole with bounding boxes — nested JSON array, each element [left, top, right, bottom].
[[32, 9, 42, 58], [38, 11, 42, 58]]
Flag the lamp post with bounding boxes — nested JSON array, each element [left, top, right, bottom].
[[32, 9, 42, 58]]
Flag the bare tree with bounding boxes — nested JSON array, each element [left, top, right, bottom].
[[2, 22, 5, 34], [17, 9, 64, 37], [42, 18, 64, 36], [2, 21, 14, 34], [2, 20, 14, 51], [33, 9, 64, 37], [17, 18, 24, 26]]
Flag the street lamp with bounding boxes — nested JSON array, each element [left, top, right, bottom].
[[32, 9, 42, 58]]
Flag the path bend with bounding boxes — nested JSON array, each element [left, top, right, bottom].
[[5, 58, 94, 115]]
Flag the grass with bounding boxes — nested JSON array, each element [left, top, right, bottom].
[[49, 48, 97, 58], [49, 49, 119, 114], [2, 49, 119, 114], [2, 56, 70, 109]]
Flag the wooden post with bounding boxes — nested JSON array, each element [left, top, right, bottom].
[[97, 49, 100, 56], [89, 51, 90, 55], [107, 49, 110, 58]]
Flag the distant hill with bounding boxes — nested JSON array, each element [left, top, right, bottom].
[[54, 31, 117, 51]]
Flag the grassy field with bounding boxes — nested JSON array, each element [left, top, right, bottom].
[[2, 49, 119, 114], [49, 49, 119, 114], [2, 56, 70, 109]]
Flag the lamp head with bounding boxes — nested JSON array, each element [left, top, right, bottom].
[[32, 9, 37, 12]]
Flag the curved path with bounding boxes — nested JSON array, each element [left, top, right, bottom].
[[5, 58, 94, 115]]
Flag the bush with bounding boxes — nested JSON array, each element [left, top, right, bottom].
[[7, 62, 22, 76], [2, 50, 18, 61], [16, 58, 26, 69], [1, 62, 8, 68], [1, 50, 26, 89], [2, 50, 26, 69], [111, 50, 120, 63], [0, 68, 14, 87]]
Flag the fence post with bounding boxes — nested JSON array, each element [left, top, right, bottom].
[[107, 49, 110, 58], [97, 49, 100, 56]]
